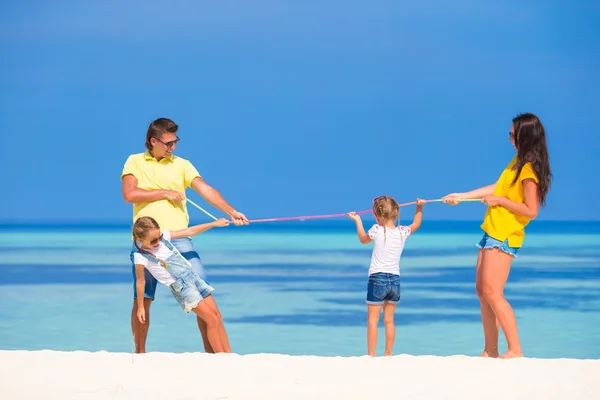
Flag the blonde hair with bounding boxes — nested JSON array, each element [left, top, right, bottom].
[[132, 216, 169, 269], [372, 196, 400, 244]]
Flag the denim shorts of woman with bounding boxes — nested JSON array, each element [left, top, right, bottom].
[[137, 238, 214, 313], [366, 272, 401, 305], [476, 232, 519, 258]]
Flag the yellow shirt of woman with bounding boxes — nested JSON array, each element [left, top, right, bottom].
[[480, 155, 539, 248]]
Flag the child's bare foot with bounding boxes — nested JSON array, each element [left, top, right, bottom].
[[384, 352, 392, 356], [480, 349, 499, 358], [500, 350, 523, 359]]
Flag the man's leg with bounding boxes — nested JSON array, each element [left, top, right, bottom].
[[131, 249, 158, 353], [171, 237, 225, 354]]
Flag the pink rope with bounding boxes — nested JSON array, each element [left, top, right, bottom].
[[245, 199, 445, 223]]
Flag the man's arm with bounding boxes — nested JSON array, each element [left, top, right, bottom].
[[122, 174, 184, 204], [190, 177, 248, 223]]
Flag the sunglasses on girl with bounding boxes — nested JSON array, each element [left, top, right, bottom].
[[148, 233, 163, 246]]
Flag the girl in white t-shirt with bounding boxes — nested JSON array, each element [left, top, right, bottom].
[[348, 196, 425, 357], [132, 216, 230, 352]]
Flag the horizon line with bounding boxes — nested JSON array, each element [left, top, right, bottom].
[[1, 219, 599, 227]]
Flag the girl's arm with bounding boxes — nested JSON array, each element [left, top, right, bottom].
[[356, 218, 372, 244], [486, 179, 540, 219], [347, 212, 372, 244], [134, 263, 146, 320], [354, 220, 372, 244], [170, 218, 230, 240], [408, 201, 425, 233]]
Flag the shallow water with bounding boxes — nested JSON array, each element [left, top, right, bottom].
[[1, 220, 598, 359]]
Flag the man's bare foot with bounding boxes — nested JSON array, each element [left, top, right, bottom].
[[500, 350, 523, 359], [384, 353, 392, 356], [480, 349, 499, 358]]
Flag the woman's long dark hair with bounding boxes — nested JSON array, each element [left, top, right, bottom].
[[511, 113, 552, 207]]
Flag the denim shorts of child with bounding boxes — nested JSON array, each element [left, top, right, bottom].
[[366, 272, 401, 305], [169, 269, 215, 313], [476, 232, 519, 258]]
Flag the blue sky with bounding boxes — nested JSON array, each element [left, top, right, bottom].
[[2, 1, 599, 222]]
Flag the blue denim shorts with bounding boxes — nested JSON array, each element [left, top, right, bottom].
[[477, 232, 519, 258], [169, 269, 215, 313], [366, 272, 401, 305], [130, 237, 206, 300]]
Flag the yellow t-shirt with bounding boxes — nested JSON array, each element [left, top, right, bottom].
[[121, 151, 201, 232], [480, 155, 539, 248]]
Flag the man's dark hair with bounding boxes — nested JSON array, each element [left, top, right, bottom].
[[145, 118, 178, 151]]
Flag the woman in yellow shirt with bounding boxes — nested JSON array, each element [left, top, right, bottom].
[[442, 113, 552, 359]]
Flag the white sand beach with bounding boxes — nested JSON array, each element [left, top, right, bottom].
[[1, 350, 599, 399]]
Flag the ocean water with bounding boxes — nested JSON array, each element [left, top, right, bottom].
[[0, 220, 599, 359]]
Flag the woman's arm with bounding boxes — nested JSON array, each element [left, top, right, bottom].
[[484, 179, 540, 219], [442, 183, 497, 205]]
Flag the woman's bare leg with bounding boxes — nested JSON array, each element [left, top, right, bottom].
[[476, 249, 500, 357], [481, 249, 523, 358]]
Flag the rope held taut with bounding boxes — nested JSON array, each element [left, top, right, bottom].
[[185, 197, 482, 224]]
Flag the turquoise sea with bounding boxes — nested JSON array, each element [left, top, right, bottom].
[[0, 220, 599, 359]]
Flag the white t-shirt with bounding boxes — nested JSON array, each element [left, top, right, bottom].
[[133, 231, 191, 286], [367, 224, 411, 276]]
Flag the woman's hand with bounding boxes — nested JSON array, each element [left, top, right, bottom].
[[481, 196, 506, 207], [441, 193, 464, 206]]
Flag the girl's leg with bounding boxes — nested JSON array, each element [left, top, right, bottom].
[[196, 319, 215, 354], [382, 302, 397, 356], [475, 249, 500, 357], [367, 305, 382, 357], [191, 296, 225, 353], [480, 248, 522, 358], [203, 295, 232, 353]]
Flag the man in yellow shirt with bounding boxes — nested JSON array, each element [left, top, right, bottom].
[[121, 117, 249, 353]]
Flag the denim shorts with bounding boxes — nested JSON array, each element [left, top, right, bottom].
[[476, 232, 519, 258], [366, 272, 401, 305], [169, 268, 214, 313], [130, 237, 206, 300]]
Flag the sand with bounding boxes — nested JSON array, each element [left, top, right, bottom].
[[1, 350, 598, 399]]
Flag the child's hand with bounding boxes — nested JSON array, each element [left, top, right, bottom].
[[416, 198, 426, 206], [137, 307, 146, 324], [347, 212, 361, 222], [214, 218, 231, 227]]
